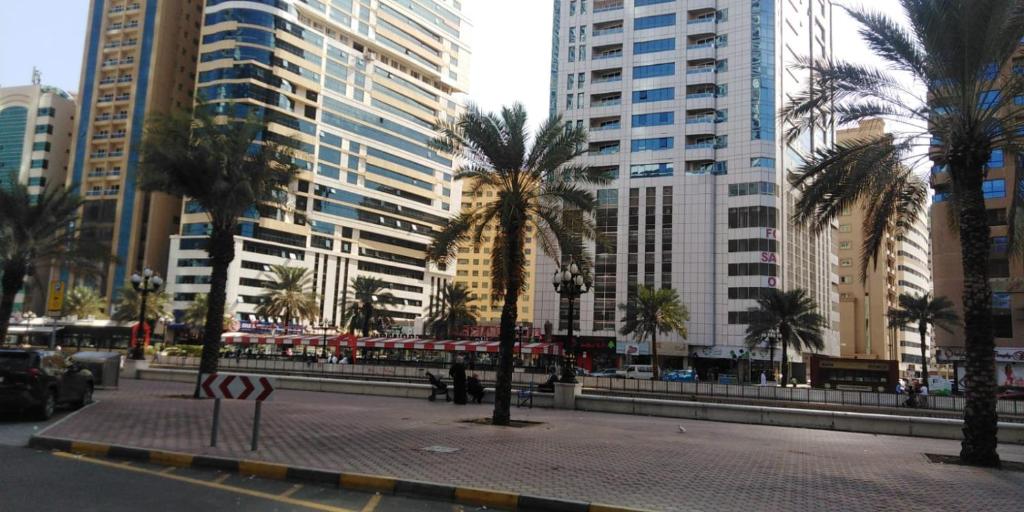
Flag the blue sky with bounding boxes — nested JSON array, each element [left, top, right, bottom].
[[0, 0, 89, 94]]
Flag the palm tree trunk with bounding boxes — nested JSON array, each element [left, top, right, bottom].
[[195, 226, 234, 397], [769, 342, 776, 382], [0, 261, 26, 341], [951, 158, 999, 467], [361, 302, 371, 337], [493, 224, 524, 426], [918, 322, 929, 385], [651, 331, 659, 380]]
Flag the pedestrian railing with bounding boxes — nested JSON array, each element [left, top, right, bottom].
[[154, 356, 1024, 417]]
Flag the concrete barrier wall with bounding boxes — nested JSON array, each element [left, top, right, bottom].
[[137, 369, 1022, 444]]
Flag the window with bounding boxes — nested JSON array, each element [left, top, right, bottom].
[[992, 236, 1009, 255], [631, 137, 673, 152], [568, 46, 576, 62], [635, 13, 676, 30], [30, 159, 48, 169], [993, 292, 1012, 338], [727, 263, 777, 277], [988, 149, 1004, 168], [840, 275, 852, 284], [727, 238, 777, 253], [727, 182, 777, 197], [631, 112, 674, 127], [979, 90, 1000, 110], [633, 63, 675, 79], [633, 38, 675, 55], [750, 157, 775, 168], [632, 87, 674, 103], [982, 179, 1006, 199], [34, 124, 53, 134], [32, 141, 51, 152], [727, 206, 778, 228], [840, 258, 852, 267], [839, 241, 851, 250], [635, 0, 673, 5], [629, 163, 673, 178], [567, 74, 574, 90], [987, 208, 1008, 226], [839, 224, 852, 233]]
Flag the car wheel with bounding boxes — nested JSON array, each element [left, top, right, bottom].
[[77, 384, 94, 409], [37, 390, 56, 421]]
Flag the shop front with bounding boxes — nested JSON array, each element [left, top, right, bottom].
[[689, 345, 802, 385], [936, 346, 1024, 393]]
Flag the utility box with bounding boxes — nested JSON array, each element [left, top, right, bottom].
[[71, 351, 121, 389]]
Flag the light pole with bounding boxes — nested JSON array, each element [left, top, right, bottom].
[[552, 261, 589, 383], [130, 268, 163, 360], [317, 320, 334, 358]]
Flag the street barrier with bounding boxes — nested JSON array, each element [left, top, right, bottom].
[[198, 373, 277, 450]]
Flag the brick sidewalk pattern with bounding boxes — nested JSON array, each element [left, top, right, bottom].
[[41, 380, 1024, 511]]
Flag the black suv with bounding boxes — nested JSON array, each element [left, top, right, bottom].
[[0, 349, 94, 420]]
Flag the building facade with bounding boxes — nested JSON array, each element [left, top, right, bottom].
[[533, 0, 839, 375], [165, 0, 470, 332], [62, 0, 203, 306], [452, 180, 538, 326], [834, 120, 933, 378], [0, 77, 76, 314], [930, 47, 1024, 363]]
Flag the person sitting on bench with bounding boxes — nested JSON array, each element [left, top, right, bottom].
[[426, 371, 451, 402], [467, 373, 485, 404]]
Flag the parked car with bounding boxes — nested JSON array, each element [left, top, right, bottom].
[[997, 388, 1024, 401], [623, 364, 654, 380], [590, 368, 621, 379], [661, 369, 698, 382], [0, 349, 94, 420]]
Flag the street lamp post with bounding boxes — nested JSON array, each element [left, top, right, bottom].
[[552, 261, 589, 383], [317, 320, 334, 357], [130, 268, 163, 360]]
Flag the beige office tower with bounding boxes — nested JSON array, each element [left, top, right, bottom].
[[165, 0, 469, 331], [834, 120, 934, 378], [60, 0, 203, 308], [452, 180, 538, 326], [0, 76, 76, 314]]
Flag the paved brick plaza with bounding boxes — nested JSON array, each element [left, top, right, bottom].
[[38, 380, 1024, 511]]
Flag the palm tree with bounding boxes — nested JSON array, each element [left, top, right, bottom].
[[618, 286, 689, 379], [138, 105, 296, 382], [780, 1, 1023, 466], [427, 282, 478, 338], [183, 293, 233, 337], [112, 285, 171, 323], [340, 276, 394, 336], [889, 293, 959, 384], [746, 327, 780, 382], [256, 264, 318, 330], [63, 286, 108, 319], [426, 103, 611, 425], [744, 289, 825, 388], [0, 184, 107, 340]]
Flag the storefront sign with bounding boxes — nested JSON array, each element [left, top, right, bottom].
[[691, 345, 782, 361], [935, 347, 1024, 363], [616, 341, 650, 356]]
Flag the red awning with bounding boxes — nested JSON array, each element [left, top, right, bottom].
[[221, 333, 338, 347], [342, 337, 562, 355]]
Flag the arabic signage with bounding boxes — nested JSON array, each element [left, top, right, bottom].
[[934, 347, 1024, 364]]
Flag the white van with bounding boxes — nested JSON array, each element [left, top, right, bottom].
[[623, 364, 654, 380]]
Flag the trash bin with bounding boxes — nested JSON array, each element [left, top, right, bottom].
[[71, 351, 121, 389]]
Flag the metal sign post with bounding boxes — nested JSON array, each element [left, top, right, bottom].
[[200, 373, 276, 451]]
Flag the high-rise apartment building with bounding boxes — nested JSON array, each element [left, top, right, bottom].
[[452, 180, 538, 326], [930, 49, 1024, 353], [534, 0, 839, 376], [0, 76, 76, 314], [834, 120, 933, 378], [165, 0, 469, 330], [62, 0, 203, 305]]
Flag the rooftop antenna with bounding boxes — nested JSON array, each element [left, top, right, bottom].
[[32, 67, 41, 85]]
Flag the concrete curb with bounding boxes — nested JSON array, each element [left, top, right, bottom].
[[27, 435, 652, 512]]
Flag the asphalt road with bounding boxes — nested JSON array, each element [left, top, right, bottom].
[[0, 405, 477, 512]]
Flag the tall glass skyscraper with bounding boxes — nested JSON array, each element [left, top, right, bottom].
[[165, 0, 470, 330], [534, 0, 839, 376]]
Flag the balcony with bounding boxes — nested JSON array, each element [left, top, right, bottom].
[[86, 189, 104, 197], [592, 26, 623, 37], [685, 142, 714, 150], [686, 65, 715, 75], [588, 142, 621, 156], [593, 49, 623, 60], [591, 98, 622, 108], [593, 1, 624, 14], [687, 16, 715, 27], [687, 41, 715, 51], [113, 112, 129, 120]]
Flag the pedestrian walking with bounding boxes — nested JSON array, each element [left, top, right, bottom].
[[759, 370, 767, 386], [450, 356, 467, 404]]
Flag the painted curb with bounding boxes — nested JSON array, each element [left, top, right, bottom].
[[27, 435, 653, 512]]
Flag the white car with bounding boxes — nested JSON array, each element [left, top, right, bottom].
[[623, 364, 654, 380]]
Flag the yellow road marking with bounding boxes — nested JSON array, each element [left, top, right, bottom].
[[281, 484, 303, 498], [454, 487, 518, 509], [51, 452, 356, 512], [213, 473, 231, 484], [160, 466, 176, 474], [360, 494, 382, 512]]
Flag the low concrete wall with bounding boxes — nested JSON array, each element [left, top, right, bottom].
[[137, 368, 555, 408], [137, 369, 1023, 444], [576, 395, 1024, 443]]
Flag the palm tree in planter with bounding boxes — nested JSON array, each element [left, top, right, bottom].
[[617, 286, 689, 379], [0, 184, 109, 340], [426, 103, 611, 426], [889, 293, 959, 385], [340, 276, 395, 336], [256, 264, 318, 331], [63, 286, 108, 319], [427, 282, 478, 338], [780, 0, 1024, 466], [138, 105, 296, 382], [744, 289, 825, 388]]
